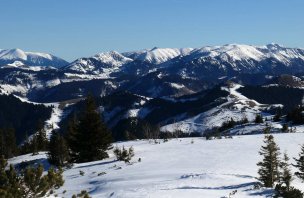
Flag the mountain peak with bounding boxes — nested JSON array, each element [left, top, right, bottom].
[[266, 43, 284, 50], [151, 47, 159, 51], [0, 48, 68, 67]]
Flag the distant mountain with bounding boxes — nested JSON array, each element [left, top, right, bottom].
[[63, 51, 132, 75], [0, 48, 68, 68], [62, 44, 304, 80], [122, 47, 193, 65], [160, 44, 304, 80], [1, 43, 304, 101]]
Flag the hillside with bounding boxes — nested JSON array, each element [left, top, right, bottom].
[[8, 133, 304, 198]]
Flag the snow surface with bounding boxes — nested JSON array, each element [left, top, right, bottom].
[[8, 133, 304, 198]]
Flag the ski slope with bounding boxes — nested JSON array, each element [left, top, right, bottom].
[[8, 133, 304, 198]]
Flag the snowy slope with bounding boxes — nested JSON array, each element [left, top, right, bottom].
[[0, 48, 68, 67], [161, 83, 280, 133], [186, 43, 304, 63], [8, 133, 304, 198], [64, 51, 133, 75]]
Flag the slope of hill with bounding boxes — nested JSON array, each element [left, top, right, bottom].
[[160, 83, 282, 134], [0, 94, 52, 143], [8, 133, 304, 198]]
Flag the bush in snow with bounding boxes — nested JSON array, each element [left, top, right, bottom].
[[274, 184, 303, 198], [0, 155, 64, 198], [113, 146, 134, 163], [72, 190, 91, 198]]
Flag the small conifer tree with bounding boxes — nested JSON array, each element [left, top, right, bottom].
[[257, 135, 281, 187], [48, 132, 69, 166], [293, 144, 304, 182]]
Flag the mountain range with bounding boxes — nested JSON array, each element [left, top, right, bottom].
[[0, 43, 303, 100], [1, 43, 304, 139]]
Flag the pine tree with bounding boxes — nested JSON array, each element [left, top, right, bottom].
[[293, 144, 304, 182], [273, 108, 282, 122], [0, 130, 5, 157], [255, 114, 264, 123], [69, 95, 112, 163], [281, 123, 289, 133], [0, 128, 18, 158], [257, 135, 281, 187], [0, 155, 8, 189], [65, 114, 79, 162], [22, 164, 64, 197], [280, 152, 293, 190], [46, 167, 64, 189], [0, 155, 23, 197], [48, 132, 69, 166], [30, 136, 39, 155], [36, 121, 48, 151], [5, 128, 18, 158]]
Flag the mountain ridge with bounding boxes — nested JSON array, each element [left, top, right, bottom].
[[0, 48, 69, 68]]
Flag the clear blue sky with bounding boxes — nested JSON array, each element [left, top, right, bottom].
[[0, 0, 303, 61]]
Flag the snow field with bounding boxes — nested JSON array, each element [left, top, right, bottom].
[[9, 133, 304, 198]]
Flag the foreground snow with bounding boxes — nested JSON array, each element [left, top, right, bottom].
[[9, 133, 304, 198]]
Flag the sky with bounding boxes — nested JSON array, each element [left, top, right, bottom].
[[0, 0, 303, 61]]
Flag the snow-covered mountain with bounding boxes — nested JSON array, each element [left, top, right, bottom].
[[64, 51, 133, 75], [161, 44, 304, 80], [1, 43, 304, 101], [61, 44, 304, 80], [0, 48, 68, 68], [122, 47, 193, 65]]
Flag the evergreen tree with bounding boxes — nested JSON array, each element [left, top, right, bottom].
[[293, 144, 304, 182], [5, 128, 18, 158], [30, 136, 39, 155], [46, 167, 64, 189], [257, 135, 281, 187], [280, 152, 293, 190], [36, 121, 48, 151], [273, 108, 282, 122], [48, 132, 69, 166], [0, 156, 64, 197], [68, 95, 112, 163], [0, 130, 5, 157], [23, 164, 49, 197], [0, 128, 18, 158], [0, 155, 23, 197], [275, 184, 304, 198], [282, 123, 289, 133], [65, 114, 78, 162], [23, 164, 64, 197], [20, 132, 30, 155], [255, 114, 264, 123]]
